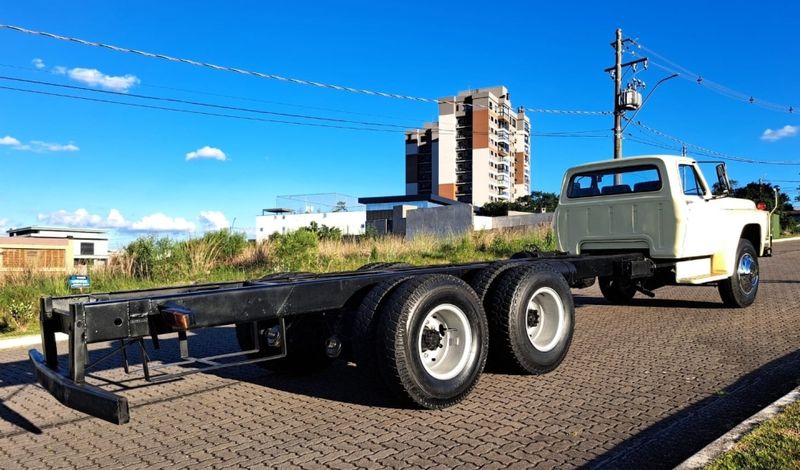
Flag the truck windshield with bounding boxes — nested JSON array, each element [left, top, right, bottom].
[[567, 164, 662, 198]]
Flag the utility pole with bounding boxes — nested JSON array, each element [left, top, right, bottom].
[[605, 28, 648, 172], [613, 29, 623, 160]]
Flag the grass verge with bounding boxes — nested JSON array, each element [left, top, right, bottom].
[[0, 226, 555, 337], [707, 399, 800, 469]]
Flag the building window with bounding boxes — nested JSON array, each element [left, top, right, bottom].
[[80, 242, 94, 256]]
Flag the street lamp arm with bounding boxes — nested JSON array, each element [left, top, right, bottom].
[[621, 73, 679, 134]]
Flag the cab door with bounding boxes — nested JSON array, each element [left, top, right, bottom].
[[679, 163, 717, 257]]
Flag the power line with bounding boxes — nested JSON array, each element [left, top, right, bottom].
[[0, 24, 610, 116], [0, 62, 419, 123], [0, 84, 401, 133], [0, 24, 434, 103], [0, 82, 610, 140], [0, 75, 417, 129], [631, 120, 800, 166], [627, 39, 798, 114]]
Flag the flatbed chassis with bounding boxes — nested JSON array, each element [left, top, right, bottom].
[[30, 252, 651, 424]]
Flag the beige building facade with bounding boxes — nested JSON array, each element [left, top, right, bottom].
[[405, 86, 531, 206]]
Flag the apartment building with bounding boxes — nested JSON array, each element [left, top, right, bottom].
[[405, 86, 531, 206]]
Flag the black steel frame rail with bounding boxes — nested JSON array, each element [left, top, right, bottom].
[[29, 254, 646, 424]]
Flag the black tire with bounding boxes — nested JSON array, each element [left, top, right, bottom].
[[235, 315, 331, 374], [351, 276, 413, 378], [598, 276, 637, 304], [468, 260, 525, 304], [486, 265, 575, 374], [718, 239, 759, 308], [357, 262, 411, 271], [376, 274, 489, 409]]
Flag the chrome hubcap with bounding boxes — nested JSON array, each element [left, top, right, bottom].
[[525, 287, 567, 352], [737, 253, 759, 295], [417, 304, 472, 380]]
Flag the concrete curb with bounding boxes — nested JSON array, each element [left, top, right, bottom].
[[676, 385, 800, 469], [773, 236, 800, 243], [0, 332, 68, 350]]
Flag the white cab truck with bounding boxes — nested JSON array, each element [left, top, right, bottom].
[[556, 154, 771, 307], [30, 154, 771, 424]]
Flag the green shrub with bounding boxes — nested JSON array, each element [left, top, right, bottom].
[[125, 236, 179, 280], [271, 229, 319, 271], [199, 229, 248, 260], [305, 221, 343, 241]]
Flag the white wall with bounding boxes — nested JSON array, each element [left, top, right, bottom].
[[69, 239, 109, 259], [256, 211, 366, 241]]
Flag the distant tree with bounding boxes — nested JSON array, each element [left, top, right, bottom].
[[733, 181, 795, 231], [333, 201, 348, 212], [478, 201, 510, 216], [712, 179, 738, 196], [479, 191, 559, 216], [522, 191, 559, 213]]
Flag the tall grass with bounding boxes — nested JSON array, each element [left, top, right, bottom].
[[0, 226, 554, 335]]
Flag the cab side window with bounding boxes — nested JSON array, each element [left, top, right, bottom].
[[679, 164, 705, 197]]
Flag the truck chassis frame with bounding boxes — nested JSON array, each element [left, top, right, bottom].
[[31, 252, 653, 424]]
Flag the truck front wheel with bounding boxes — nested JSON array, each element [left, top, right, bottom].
[[598, 276, 637, 305], [376, 274, 488, 409], [718, 239, 759, 308]]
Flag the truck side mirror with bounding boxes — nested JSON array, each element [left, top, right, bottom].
[[715, 164, 731, 195]]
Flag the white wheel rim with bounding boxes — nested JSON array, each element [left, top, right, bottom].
[[416, 303, 472, 380], [525, 287, 567, 352]]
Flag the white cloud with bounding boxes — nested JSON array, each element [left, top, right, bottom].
[[33, 208, 231, 234], [0, 135, 21, 146], [29, 141, 80, 152], [761, 125, 799, 142], [106, 209, 127, 228], [130, 213, 196, 233], [0, 218, 9, 234], [186, 146, 227, 161], [0, 134, 79, 153], [37, 208, 126, 228], [199, 211, 230, 230], [32, 58, 45, 69], [58, 67, 140, 92]]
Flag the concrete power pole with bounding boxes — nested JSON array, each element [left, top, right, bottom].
[[613, 29, 623, 160]]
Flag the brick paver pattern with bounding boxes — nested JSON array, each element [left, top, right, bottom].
[[1, 241, 799, 469]]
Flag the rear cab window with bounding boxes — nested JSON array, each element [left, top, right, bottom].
[[567, 164, 662, 198]]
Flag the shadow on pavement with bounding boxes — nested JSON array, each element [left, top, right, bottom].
[[574, 295, 725, 310], [0, 385, 42, 434], [582, 348, 800, 469], [0, 327, 402, 435]]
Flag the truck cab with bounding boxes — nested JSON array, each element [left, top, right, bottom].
[[555, 155, 770, 305]]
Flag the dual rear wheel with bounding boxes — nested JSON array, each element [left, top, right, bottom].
[[236, 265, 576, 409]]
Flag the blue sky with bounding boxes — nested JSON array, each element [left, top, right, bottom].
[[1, 1, 798, 246]]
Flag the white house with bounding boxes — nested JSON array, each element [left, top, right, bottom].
[[255, 209, 366, 241], [7, 226, 110, 266]]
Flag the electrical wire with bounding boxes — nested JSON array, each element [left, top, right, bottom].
[[0, 75, 416, 129], [631, 120, 800, 166], [0, 82, 610, 140], [0, 84, 400, 133], [0, 62, 418, 122], [0, 24, 611, 116], [626, 39, 798, 114]]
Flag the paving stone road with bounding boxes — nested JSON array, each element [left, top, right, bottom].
[[1, 240, 799, 469]]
